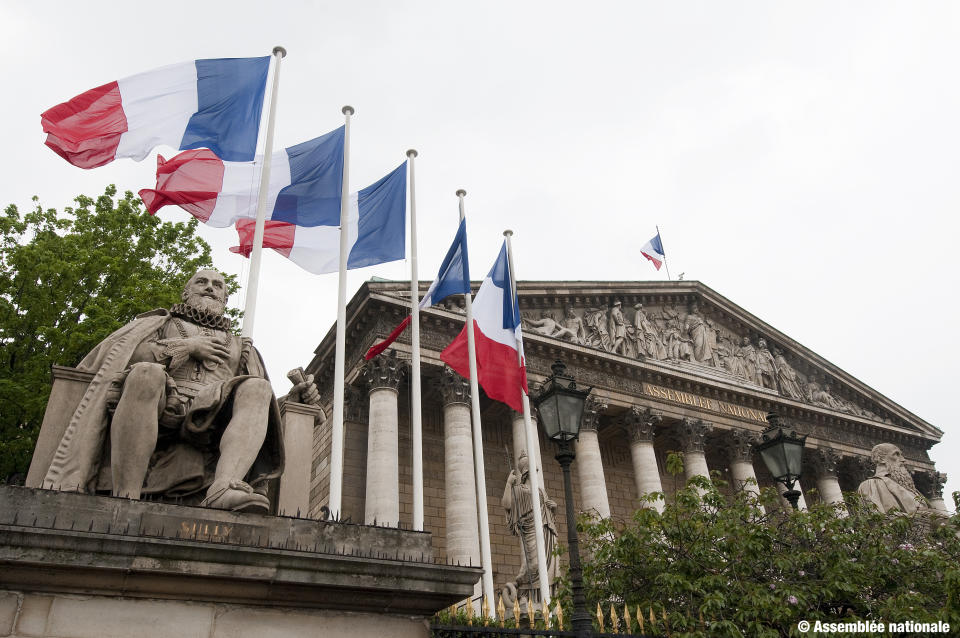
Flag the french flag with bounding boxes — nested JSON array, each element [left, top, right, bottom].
[[230, 161, 407, 275], [41, 57, 270, 169], [640, 231, 665, 270], [441, 241, 528, 413], [365, 218, 471, 360], [139, 127, 344, 228]]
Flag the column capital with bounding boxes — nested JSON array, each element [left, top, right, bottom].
[[808, 446, 842, 479], [363, 350, 406, 392], [621, 406, 661, 443], [844, 454, 874, 486], [580, 395, 608, 433], [677, 418, 713, 454], [914, 469, 948, 500], [439, 366, 470, 406], [725, 428, 760, 463]]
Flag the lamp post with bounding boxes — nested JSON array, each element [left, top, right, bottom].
[[533, 360, 593, 638], [756, 412, 807, 510]]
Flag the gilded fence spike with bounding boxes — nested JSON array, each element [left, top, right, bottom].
[[514, 597, 521, 628], [611, 603, 619, 632], [543, 603, 550, 630], [482, 595, 490, 626], [596, 602, 605, 632], [527, 599, 535, 629], [624, 603, 632, 634], [555, 600, 564, 631], [649, 606, 656, 627], [497, 595, 506, 627], [466, 598, 474, 626], [637, 605, 645, 635], [449, 604, 456, 619], [662, 608, 671, 637]]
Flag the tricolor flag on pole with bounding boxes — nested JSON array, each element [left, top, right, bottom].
[[139, 127, 345, 227], [640, 230, 666, 271], [364, 218, 470, 360], [230, 161, 407, 275], [41, 57, 271, 169], [441, 241, 528, 413]]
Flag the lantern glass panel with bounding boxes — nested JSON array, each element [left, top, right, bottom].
[[558, 393, 586, 439], [538, 393, 560, 440], [783, 439, 804, 477], [759, 444, 788, 481]]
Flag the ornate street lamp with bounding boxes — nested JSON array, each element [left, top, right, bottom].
[[533, 360, 593, 638], [757, 412, 807, 510]]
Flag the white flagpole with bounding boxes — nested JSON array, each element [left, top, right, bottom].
[[656, 224, 671, 281], [457, 190, 496, 618], [329, 105, 354, 519], [503, 229, 552, 612], [240, 46, 286, 338], [407, 149, 424, 532]]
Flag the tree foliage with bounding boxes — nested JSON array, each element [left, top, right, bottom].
[[0, 186, 237, 481], [568, 453, 959, 637]]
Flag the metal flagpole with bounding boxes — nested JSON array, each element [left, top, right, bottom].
[[407, 149, 424, 532], [457, 190, 496, 619], [241, 46, 286, 338], [329, 105, 354, 519], [656, 224, 671, 282], [503, 230, 552, 613]]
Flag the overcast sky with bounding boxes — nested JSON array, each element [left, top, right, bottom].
[[3, 1, 957, 506]]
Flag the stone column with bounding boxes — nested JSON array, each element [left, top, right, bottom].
[[363, 351, 406, 526], [622, 407, 664, 512], [809, 447, 846, 515], [678, 418, 713, 483], [725, 429, 762, 507], [277, 401, 324, 517], [511, 410, 545, 492], [574, 396, 610, 519], [917, 470, 949, 513], [440, 368, 480, 568]]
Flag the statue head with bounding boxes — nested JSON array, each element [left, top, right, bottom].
[[741, 336, 751, 346], [518, 451, 530, 481], [182, 269, 227, 317], [871, 443, 916, 490], [758, 338, 768, 350]]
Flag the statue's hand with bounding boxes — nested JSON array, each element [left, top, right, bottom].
[[291, 373, 322, 406], [161, 335, 230, 366], [507, 470, 518, 485]]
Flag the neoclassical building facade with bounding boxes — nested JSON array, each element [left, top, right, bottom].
[[304, 280, 946, 590]]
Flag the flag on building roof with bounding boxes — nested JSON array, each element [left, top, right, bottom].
[[230, 161, 406, 274], [139, 127, 344, 228], [640, 231, 665, 271], [441, 241, 527, 412], [365, 218, 471, 360], [42, 57, 270, 169]]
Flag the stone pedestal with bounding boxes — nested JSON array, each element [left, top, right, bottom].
[[622, 407, 664, 512], [363, 353, 405, 526], [574, 397, 610, 519], [0, 486, 479, 638], [278, 401, 324, 517]]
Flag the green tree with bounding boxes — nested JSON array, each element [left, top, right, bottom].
[[0, 185, 237, 481], [567, 453, 960, 637]]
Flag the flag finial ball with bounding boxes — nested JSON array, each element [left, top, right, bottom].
[[342, 105, 355, 116], [406, 149, 418, 158], [272, 46, 287, 58], [456, 189, 467, 198], [503, 230, 513, 238]]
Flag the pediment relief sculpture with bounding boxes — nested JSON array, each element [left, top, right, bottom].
[[520, 297, 890, 425]]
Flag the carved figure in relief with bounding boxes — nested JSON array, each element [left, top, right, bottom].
[[630, 303, 665, 359], [662, 309, 692, 361], [684, 301, 716, 365], [772, 347, 804, 400], [756, 338, 778, 389], [607, 301, 629, 355], [42, 269, 318, 513], [562, 306, 586, 344], [734, 336, 759, 383], [501, 452, 558, 603], [857, 443, 927, 514], [807, 379, 842, 411], [524, 311, 580, 342], [583, 307, 611, 351]]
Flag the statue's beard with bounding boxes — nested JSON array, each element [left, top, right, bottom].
[[185, 292, 226, 317], [888, 462, 917, 491]]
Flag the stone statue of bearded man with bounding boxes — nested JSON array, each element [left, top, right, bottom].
[[857, 443, 927, 514], [42, 269, 316, 513]]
